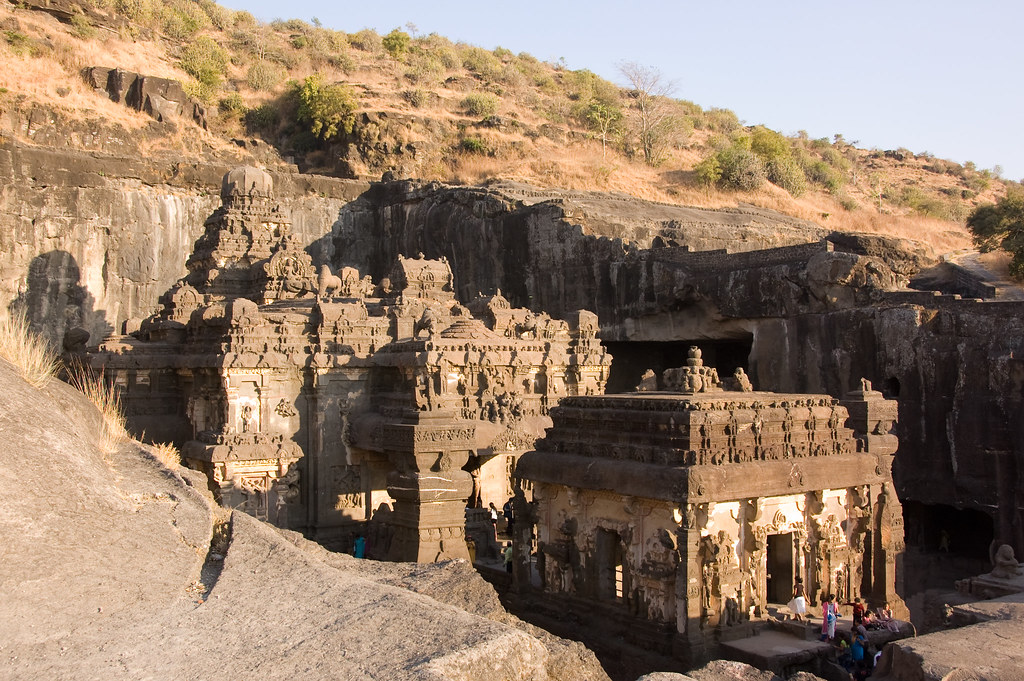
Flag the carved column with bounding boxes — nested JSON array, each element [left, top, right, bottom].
[[840, 382, 908, 618], [674, 502, 706, 665], [382, 410, 475, 562]]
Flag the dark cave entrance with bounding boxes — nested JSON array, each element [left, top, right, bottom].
[[901, 500, 994, 594], [601, 338, 753, 394]]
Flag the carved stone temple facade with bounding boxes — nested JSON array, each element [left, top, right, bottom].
[[516, 348, 908, 664], [88, 167, 610, 560]]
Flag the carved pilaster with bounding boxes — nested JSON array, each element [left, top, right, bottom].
[[382, 411, 475, 562]]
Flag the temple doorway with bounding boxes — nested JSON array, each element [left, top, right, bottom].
[[596, 528, 628, 603], [766, 532, 794, 604]]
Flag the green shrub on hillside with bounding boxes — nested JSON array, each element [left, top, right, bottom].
[[748, 127, 806, 196], [403, 88, 430, 108], [765, 156, 807, 196], [461, 46, 502, 81], [461, 92, 498, 117], [294, 74, 357, 140], [246, 60, 285, 91], [348, 28, 382, 53], [232, 9, 256, 28], [244, 103, 280, 133], [459, 137, 488, 154], [382, 28, 411, 60], [716, 144, 766, 191], [70, 14, 97, 40], [179, 36, 229, 101], [160, 0, 211, 40], [967, 188, 1024, 276], [218, 92, 246, 115], [112, 0, 155, 24], [694, 155, 722, 188], [703, 107, 740, 133]]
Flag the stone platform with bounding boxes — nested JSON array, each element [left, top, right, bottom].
[[720, 629, 831, 674]]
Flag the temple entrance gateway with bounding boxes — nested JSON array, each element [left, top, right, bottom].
[[766, 532, 795, 604]]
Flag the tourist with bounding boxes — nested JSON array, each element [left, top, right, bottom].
[[503, 542, 513, 574], [875, 601, 900, 633], [489, 502, 498, 540], [788, 575, 807, 622], [844, 596, 865, 626], [353, 535, 365, 559], [822, 594, 838, 641], [862, 609, 875, 630], [503, 497, 515, 535], [851, 629, 869, 679]]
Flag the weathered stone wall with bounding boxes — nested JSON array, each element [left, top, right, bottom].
[[750, 296, 1024, 553], [4, 147, 1021, 564], [0, 141, 367, 347]]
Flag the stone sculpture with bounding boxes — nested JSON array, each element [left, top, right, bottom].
[[991, 543, 1022, 580]]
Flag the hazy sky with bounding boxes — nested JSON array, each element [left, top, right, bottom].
[[221, 0, 1024, 181]]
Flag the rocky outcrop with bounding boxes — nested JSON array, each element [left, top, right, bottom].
[[0, 353, 610, 680], [84, 67, 214, 129]]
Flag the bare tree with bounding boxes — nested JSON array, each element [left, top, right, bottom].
[[618, 62, 678, 166]]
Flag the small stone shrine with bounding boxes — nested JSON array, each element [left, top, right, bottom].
[[88, 167, 610, 560], [516, 347, 908, 664]]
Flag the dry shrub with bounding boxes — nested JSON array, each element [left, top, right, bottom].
[[67, 366, 128, 455], [0, 313, 59, 388], [150, 442, 181, 468]]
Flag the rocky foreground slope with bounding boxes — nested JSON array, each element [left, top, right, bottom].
[[0, 354, 608, 681]]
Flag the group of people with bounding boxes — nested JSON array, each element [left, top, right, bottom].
[[788, 577, 901, 679], [488, 498, 516, 540]]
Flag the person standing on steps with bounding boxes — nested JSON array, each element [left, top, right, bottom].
[[788, 575, 807, 622], [489, 502, 498, 541], [502, 497, 515, 536]]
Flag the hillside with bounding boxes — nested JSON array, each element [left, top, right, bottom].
[[0, 0, 1017, 263]]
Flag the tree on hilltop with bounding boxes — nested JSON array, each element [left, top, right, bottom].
[[967, 188, 1024, 277], [618, 62, 679, 166]]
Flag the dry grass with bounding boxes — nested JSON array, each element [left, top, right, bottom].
[[0, 313, 60, 388], [150, 442, 181, 468], [0, 2, 1002, 263], [67, 366, 128, 455]]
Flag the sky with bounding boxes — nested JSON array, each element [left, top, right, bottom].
[[220, 0, 1024, 181]]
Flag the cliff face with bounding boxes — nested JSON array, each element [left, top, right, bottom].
[[4, 141, 1022, 567], [0, 141, 368, 348]]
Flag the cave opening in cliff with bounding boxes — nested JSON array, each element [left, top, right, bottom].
[[602, 338, 753, 394], [903, 501, 994, 559], [901, 500, 995, 593]]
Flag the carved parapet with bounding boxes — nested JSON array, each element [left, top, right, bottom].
[[840, 380, 898, 456]]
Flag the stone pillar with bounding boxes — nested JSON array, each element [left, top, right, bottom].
[[383, 411, 475, 562], [841, 380, 908, 618], [674, 502, 706, 666]]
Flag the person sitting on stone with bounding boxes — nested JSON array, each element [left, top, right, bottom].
[[861, 609, 875, 630], [874, 601, 900, 632]]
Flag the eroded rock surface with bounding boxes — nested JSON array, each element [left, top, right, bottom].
[[0, 355, 609, 681]]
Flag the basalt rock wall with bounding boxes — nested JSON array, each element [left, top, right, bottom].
[[5, 152, 1020, 563], [0, 141, 368, 348], [329, 180, 834, 321], [329, 181, 1024, 558]]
